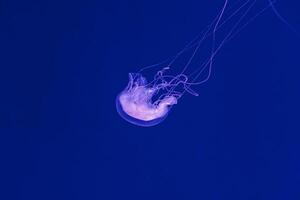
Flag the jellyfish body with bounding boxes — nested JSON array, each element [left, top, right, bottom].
[[116, 73, 177, 127], [116, 0, 229, 127], [116, 0, 296, 127]]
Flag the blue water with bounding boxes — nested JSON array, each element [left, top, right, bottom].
[[1, 0, 300, 199]]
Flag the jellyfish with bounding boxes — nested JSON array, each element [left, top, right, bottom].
[[116, 0, 295, 127]]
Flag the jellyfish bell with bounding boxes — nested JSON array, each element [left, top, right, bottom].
[[116, 73, 178, 127]]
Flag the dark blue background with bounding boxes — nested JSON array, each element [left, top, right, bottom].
[[1, 0, 300, 199]]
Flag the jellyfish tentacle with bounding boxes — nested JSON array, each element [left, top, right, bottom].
[[138, 0, 253, 75], [206, 0, 229, 87], [267, 0, 300, 37], [183, 84, 199, 96], [188, 0, 257, 86]]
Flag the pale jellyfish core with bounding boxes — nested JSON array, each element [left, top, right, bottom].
[[116, 0, 294, 127]]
